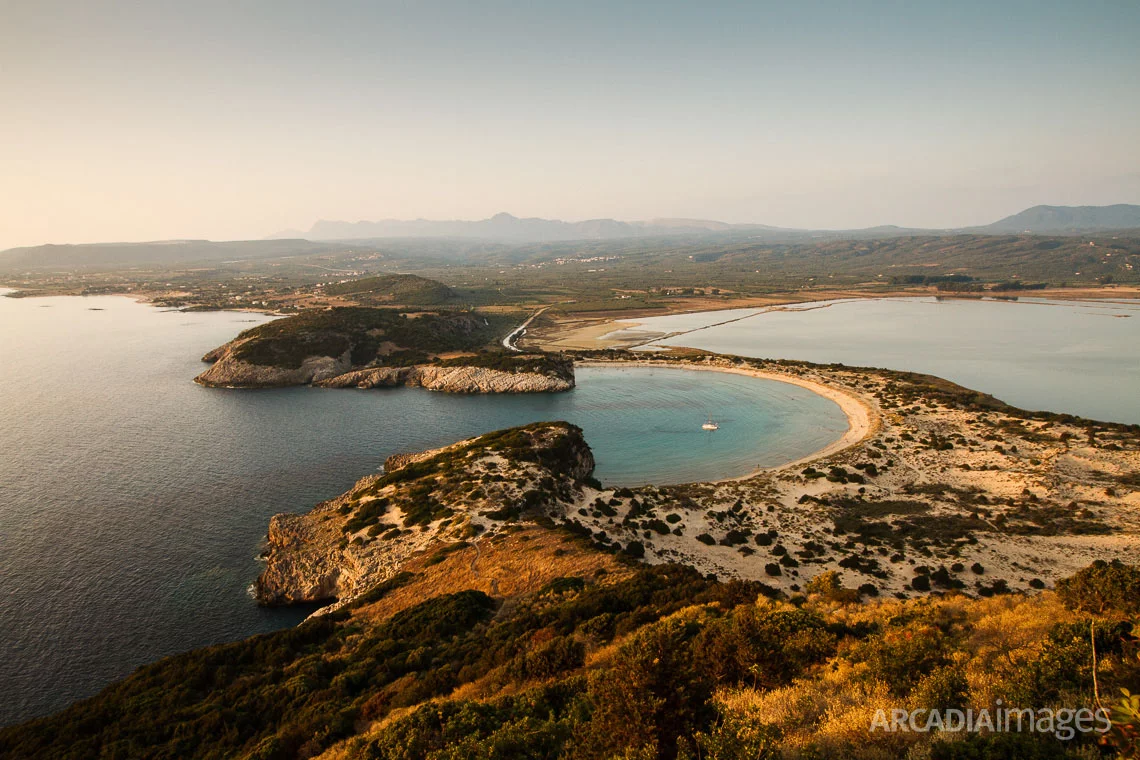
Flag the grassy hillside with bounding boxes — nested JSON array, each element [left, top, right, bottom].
[[222, 307, 516, 369], [322, 274, 456, 305], [2, 535, 1136, 760]]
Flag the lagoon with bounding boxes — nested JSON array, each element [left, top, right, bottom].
[[610, 297, 1140, 424]]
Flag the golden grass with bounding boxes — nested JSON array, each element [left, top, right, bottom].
[[350, 526, 631, 626]]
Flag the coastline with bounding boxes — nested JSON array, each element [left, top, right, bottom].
[[575, 359, 877, 480]]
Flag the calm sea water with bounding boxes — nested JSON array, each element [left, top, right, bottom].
[[0, 292, 845, 725], [612, 297, 1140, 424]]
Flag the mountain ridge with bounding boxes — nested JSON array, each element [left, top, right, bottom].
[[292, 212, 778, 242], [975, 203, 1140, 233], [3, 204, 1138, 273], [276, 203, 1140, 242]]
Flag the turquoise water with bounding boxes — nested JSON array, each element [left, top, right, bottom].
[[613, 297, 1140, 424], [0, 293, 845, 725]]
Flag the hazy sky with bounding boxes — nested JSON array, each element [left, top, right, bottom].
[[2, 0, 1139, 249]]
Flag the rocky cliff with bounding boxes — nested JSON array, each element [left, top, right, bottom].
[[308, 363, 575, 392], [195, 349, 354, 387], [192, 305, 553, 389], [196, 340, 574, 392], [255, 422, 596, 606]]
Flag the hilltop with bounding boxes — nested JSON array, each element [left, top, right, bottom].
[[321, 274, 456, 305], [979, 204, 1140, 234], [194, 306, 574, 391]]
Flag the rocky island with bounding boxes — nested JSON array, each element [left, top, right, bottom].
[[194, 305, 575, 392]]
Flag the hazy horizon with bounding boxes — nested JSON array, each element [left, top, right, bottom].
[[3, 1, 1139, 250]]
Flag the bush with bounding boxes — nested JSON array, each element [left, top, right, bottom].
[[505, 636, 586, 682], [849, 623, 950, 697], [1056, 560, 1140, 617], [804, 571, 858, 603], [693, 607, 836, 689], [693, 707, 782, 760], [577, 617, 713, 759], [910, 666, 969, 711]]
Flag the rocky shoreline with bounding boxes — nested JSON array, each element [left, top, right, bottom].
[[255, 422, 596, 607], [253, 352, 1140, 610], [195, 346, 574, 392]]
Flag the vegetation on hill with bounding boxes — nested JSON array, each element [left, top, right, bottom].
[[2, 546, 1137, 760], [348, 421, 591, 529], [322, 274, 456, 305], [434, 352, 574, 382], [224, 307, 515, 369]]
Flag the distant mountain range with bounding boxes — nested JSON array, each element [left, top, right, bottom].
[[270, 213, 777, 243], [276, 204, 1140, 242], [974, 204, 1140, 234], [3, 205, 1138, 273]]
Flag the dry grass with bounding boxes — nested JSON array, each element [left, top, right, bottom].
[[351, 526, 631, 626]]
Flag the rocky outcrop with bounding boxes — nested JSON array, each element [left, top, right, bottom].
[[198, 351, 574, 392], [195, 348, 352, 388], [255, 423, 595, 606], [313, 366, 409, 389], [407, 365, 573, 393], [256, 511, 355, 606]]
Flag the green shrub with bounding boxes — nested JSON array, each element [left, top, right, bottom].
[[1056, 560, 1140, 617], [576, 617, 713, 760]]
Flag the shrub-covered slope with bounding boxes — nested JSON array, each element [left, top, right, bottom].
[[322, 274, 456, 305], [193, 307, 573, 390], [2, 547, 1137, 759]]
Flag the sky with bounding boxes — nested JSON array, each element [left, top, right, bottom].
[[1, 0, 1139, 249]]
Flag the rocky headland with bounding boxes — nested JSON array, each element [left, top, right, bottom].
[[255, 422, 596, 607], [193, 305, 575, 392]]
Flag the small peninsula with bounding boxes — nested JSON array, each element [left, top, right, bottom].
[[195, 305, 575, 393]]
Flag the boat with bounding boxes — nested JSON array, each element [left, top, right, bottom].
[[702, 417, 719, 431]]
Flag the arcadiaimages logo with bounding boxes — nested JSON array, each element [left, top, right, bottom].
[[870, 700, 1112, 741]]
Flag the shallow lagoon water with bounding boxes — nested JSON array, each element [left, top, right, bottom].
[[0, 293, 845, 724], [611, 296, 1140, 424]]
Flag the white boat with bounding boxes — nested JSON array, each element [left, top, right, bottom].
[[702, 417, 719, 431]]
